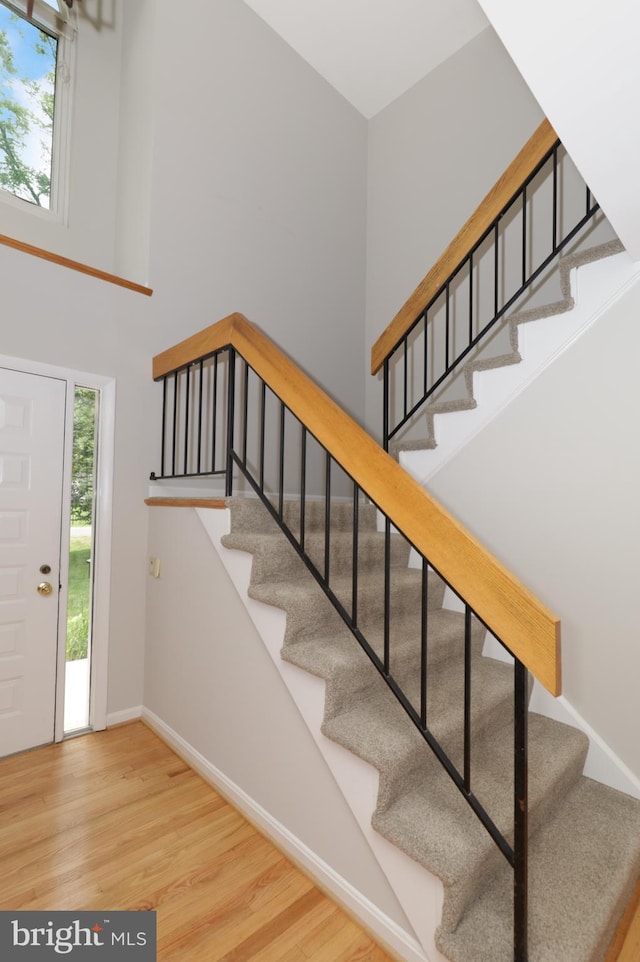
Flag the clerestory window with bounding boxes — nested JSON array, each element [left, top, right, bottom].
[[0, 0, 74, 213]]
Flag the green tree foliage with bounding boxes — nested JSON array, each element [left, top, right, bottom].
[[0, 9, 56, 205], [71, 388, 97, 526]]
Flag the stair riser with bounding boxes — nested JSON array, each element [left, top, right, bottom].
[[227, 496, 378, 535], [249, 570, 447, 645], [225, 531, 412, 586]]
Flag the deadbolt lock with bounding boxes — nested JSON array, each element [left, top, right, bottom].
[[37, 582, 53, 596], [40, 564, 51, 574]]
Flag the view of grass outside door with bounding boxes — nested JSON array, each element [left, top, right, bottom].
[[65, 386, 98, 732]]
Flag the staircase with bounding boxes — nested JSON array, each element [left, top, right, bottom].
[[393, 237, 624, 468], [218, 496, 640, 962], [149, 120, 640, 960]]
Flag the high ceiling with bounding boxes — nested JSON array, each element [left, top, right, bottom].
[[242, 0, 489, 118]]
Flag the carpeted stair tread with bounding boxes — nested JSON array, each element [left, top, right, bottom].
[[373, 713, 589, 931], [248, 566, 447, 633], [436, 776, 640, 962], [321, 653, 515, 788], [222, 493, 640, 962], [281, 609, 487, 720], [282, 607, 485, 683], [221, 528, 411, 585]]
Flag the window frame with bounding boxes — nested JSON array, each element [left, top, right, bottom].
[[0, 0, 75, 220]]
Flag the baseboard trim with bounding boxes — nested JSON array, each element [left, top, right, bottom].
[[141, 707, 428, 962], [106, 706, 143, 728]]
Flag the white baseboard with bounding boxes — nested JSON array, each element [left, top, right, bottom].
[[141, 707, 429, 962], [106, 705, 143, 727]]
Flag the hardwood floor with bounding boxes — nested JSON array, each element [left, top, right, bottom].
[[0, 722, 392, 961], [606, 879, 640, 962], [3, 720, 637, 961]]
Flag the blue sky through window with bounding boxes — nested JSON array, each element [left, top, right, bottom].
[[0, 1, 57, 206]]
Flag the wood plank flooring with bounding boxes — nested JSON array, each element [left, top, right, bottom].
[[2, 720, 637, 961], [606, 879, 640, 962], [0, 722, 392, 961]]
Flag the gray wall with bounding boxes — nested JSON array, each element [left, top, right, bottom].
[[142, 0, 368, 425], [365, 28, 544, 436]]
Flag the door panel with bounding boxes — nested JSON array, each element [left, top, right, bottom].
[[0, 368, 66, 756]]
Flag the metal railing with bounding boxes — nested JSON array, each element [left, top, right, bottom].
[[151, 342, 531, 960], [380, 139, 601, 451]]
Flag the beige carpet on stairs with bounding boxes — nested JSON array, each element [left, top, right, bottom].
[[222, 496, 640, 962]]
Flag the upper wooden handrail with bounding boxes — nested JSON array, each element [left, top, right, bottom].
[[153, 312, 561, 695], [0, 232, 153, 296], [370, 119, 558, 375]]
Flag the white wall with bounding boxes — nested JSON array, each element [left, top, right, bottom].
[[476, 0, 640, 262], [427, 275, 640, 779], [144, 505, 411, 931], [365, 27, 544, 436]]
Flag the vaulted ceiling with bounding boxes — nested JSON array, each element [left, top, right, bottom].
[[241, 0, 489, 118]]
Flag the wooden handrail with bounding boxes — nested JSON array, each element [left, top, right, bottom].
[[0, 232, 153, 296], [370, 119, 558, 375], [153, 312, 561, 695]]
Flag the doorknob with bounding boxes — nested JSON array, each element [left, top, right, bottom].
[[37, 582, 53, 596]]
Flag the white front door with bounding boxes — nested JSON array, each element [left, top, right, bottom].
[[0, 368, 66, 756]]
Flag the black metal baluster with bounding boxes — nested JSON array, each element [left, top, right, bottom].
[[259, 380, 266, 492], [522, 185, 527, 286], [383, 358, 390, 452], [211, 354, 218, 474], [196, 360, 203, 475], [242, 360, 249, 468], [299, 425, 307, 552], [324, 451, 331, 584], [160, 375, 167, 478], [423, 312, 429, 398], [445, 283, 450, 372], [171, 371, 178, 477], [278, 399, 285, 519], [514, 659, 529, 962], [586, 185, 592, 216], [494, 223, 500, 320], [384, 518, 391, 676], [421, 558, 429, 728], [464, 605, 472, 792], [225, 348, 236, 497], [183, 364, 190, 475], [352, 485, 359, 628], [403, 336, 408, 421], [468, 254, 474, 345], [552, 146, 558, 252]]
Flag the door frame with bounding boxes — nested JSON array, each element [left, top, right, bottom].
[[0, 353, 115, 741]]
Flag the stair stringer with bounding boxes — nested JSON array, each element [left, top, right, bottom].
[[401, 249, 640, 487], [197, 506, 449, 962]]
